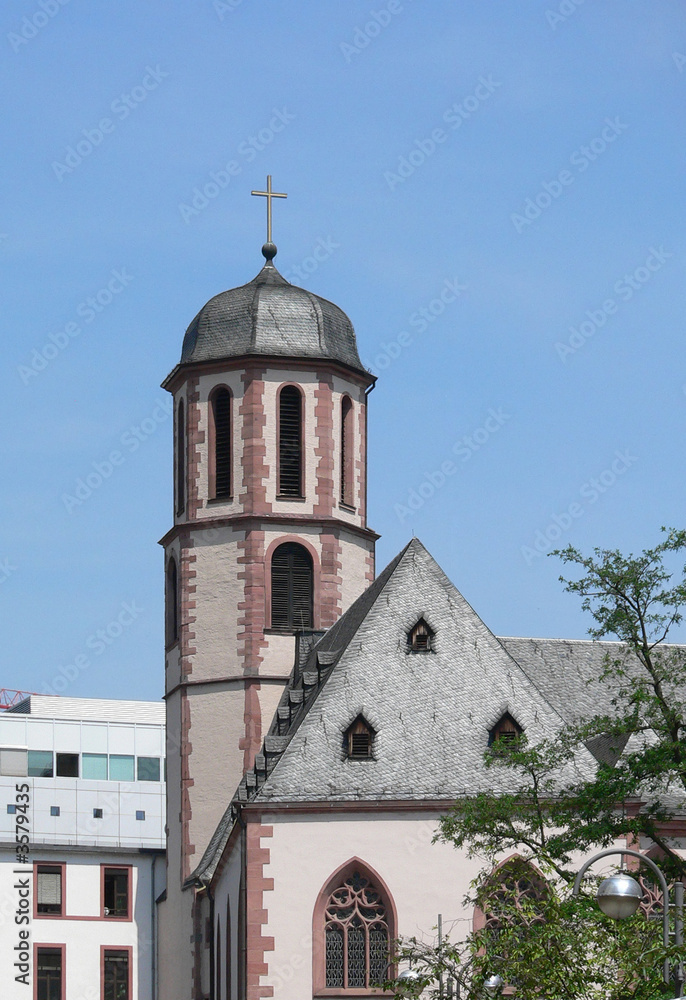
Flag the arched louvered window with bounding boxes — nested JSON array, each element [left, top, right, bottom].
[[165, 558, 179, 646], [209, 387, 232, 500], [323, 869, 390, 990], [278, 385, 303, 497], [345, 716, 375, 759], [271, 542, 313, 630], [176, 399, 185, 516], [340, 395, 354, 507]]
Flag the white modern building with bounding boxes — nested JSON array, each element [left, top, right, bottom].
[[0, 695, 166, 1000]]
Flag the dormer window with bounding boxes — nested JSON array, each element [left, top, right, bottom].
[[408, 618, 434, 653], [488, 712, 523, 747], [346, 717, 375, 759]]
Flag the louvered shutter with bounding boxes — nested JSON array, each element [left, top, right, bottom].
[[37, 868, 62, 906], [279, 387, 302, 496], [271, 543, 313, 629], [213, 389, 232, 499]]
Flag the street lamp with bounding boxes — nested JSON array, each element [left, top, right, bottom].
[[572, 847, 684, 996], [483, 973, 503, 993]]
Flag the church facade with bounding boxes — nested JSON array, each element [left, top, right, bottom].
[[156, 236, 673, 1000]]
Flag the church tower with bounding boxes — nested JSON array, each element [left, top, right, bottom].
[[158, 186, 377, 998]]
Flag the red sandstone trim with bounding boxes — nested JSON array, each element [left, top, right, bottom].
[[356, 395, 367, 525], [237, 529, 268, 771], [318, 532, 343, 629], [162, 355, 375, 395], [159, 513, 380, 549], [100, 945, 133, 1000], [240, 367, 271, 515], [313, 375, 334, 518], [246, 821, 275, 1000], [186, 376, 205, 521], [33, 943, 66, 1000]]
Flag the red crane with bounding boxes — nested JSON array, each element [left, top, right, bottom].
[[0, 689, 40, 710]]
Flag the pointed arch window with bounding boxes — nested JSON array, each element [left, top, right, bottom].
[[408, 618, 434, 653], [176, 399, 186, 516], [278, 385, 303, 497], [340, 395, 354, 507], [165, 557, 179, 647], [488, 712, 523, 748], [271, 542, 313, 630], [323, 869, 390, 990], [478, 857, 549, 963], [209, 387, 232, 501]]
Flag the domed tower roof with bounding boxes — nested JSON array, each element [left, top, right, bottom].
[[179, 255, 367, 376]]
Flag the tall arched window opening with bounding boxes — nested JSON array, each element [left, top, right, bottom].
[[340, 395, 354, 506], [209, 387, 232, 500], [319, 867, 391, 991], [478, 857, 548, 954], [225, 898, 232, 1000], [176, 399, 186, 516], [165, 558, 179, 646], [278, 385, 303, 497], [271, 542, 313, 630], [215, 918, 222, 1000]]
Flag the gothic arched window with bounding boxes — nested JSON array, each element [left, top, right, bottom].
[[176, 399, 186, 516], [480, 857, 548, 949], [340, 395, 354, 507], [209, 387, 232, 500], [165, 557, 179, 646], [271, 542, 313, 630], [322, 869, 391, 990], [278, 385, 303, 497]]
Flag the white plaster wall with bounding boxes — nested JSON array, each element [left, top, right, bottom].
[[338, 529, 374, 615]]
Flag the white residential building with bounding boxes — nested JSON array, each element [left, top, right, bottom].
[[0, 695, 166, 1000]]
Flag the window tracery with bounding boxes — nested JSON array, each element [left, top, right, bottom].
[[324, 870, 389, 989]]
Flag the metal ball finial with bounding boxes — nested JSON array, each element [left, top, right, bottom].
[[262, 241, 277, 261]]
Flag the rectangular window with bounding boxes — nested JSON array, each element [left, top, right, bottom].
[[36, 864, 63, 916], [55, 752, 79, 777], [82, 753, 108, 780], [103, 867, 130, 919], [28, 750, 53, 777], [137, 756, 160, 782], [50, 806, 60, 817], [36, 946, 63, 1000], [0, 747, 27, 776], [7, 803, 16, 814], [93, 808, 103, 819], [103, 949, 130, 1000], [135, 810, 145, 821], [108, 755, 134, 781]]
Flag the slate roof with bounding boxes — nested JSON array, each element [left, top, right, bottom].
[[178, 259, 368, 375]]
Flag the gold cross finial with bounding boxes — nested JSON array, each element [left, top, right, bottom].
[[251, 175, 287, 244]]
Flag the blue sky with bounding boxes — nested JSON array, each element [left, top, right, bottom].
[[2, 1, 685, 702]]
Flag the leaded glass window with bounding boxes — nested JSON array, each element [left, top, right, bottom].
[[482, 858, 548, 953], [324, 870, 389, 989]]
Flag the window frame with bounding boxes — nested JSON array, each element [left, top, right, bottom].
[[340, 394, 355, 509], [165, 556, 179, 649], [277, 383, 305, 499], [55, 752, 79, 778], [101, 865, 132, 921], [175, 397, 186, 516], [34, 943, 65, 1000], [34, 862, 66, 919], [208, 385, 233, 501], [101, 945, 132, 1000], [269, 540, 314, 632]]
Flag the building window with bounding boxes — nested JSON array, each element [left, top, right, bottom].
[[278, 385, 303, 497], [137, 756, 161, 782], [50, 806, 60, 817], [480, 857, 548, 959], [36, 865, 63, 916], [322, 869, 390, 990], [103, 867, 130, 919], [7, 804, 16, 814], [216, 917, 222, 1000], [0, 747, 27, 776], [109, 755, 134, 781], [176, 398, 186, 516], [345, 717, 375, 760], [408, 618, 434, 653], [56, 753, 79, 778], [226, 898, 232, 1000], [28, 750, 54, 777], [209, 386, 232, 500], [136, 810, 145, 821], [103, 949, 130, 1000], [36, 946, 64, 1000], [340, 395, 354, 506], [488, 712, 523, 748], [271, 542, 313, 630], [82, 753, 108, 780], [93, 808, 103, 819], [165, 557, 179, 647]]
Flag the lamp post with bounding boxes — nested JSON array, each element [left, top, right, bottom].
[[572, 847, 684, 996]]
